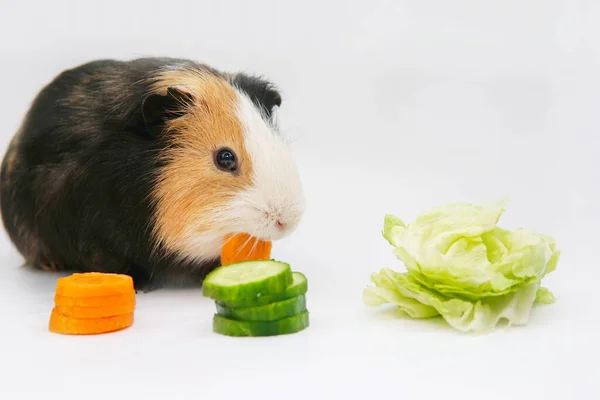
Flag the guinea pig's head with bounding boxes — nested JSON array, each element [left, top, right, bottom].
[[142, 67, 305, 262]]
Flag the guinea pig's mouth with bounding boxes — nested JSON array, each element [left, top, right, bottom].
[[244, 218, 301, 243], [247, 227, 288, 243], [261, 229, 289, 242], [226, 199, 305, 243]]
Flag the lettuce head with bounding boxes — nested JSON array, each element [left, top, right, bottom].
[[363, 199, 560, 333]]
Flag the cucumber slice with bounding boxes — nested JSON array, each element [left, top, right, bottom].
[[202, 260, 293, 302], [216, 295, 307, 322], [217, 271, 308, 308], [213, 311, 309, 337]]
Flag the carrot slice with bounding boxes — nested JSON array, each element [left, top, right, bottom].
[[220, 233, 272, 266], [49, 308, 133, 335], [54, 272, 134, 297], [54, 293, 136, 308], [55, 297, 136, 319]]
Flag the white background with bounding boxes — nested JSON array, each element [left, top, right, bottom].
[[0, 1, 598, 399]]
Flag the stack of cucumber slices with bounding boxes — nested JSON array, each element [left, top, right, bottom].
[[202, 260, 309, 337]]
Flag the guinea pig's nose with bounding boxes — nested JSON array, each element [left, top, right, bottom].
[[275, 220, 286, 230]]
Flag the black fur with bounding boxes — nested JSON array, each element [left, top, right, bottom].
[[0, 57, 282, 291], [231, 74, 282, 119], [142, 86, 196, 138]]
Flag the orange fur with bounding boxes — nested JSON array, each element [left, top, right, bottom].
[[148, 68, 254, 259]]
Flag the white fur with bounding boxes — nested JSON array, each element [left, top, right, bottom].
[[179, 206, 245, 262], [180, 232, 226, 262], [227, 91, 306, 241]]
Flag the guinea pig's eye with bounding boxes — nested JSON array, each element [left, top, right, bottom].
[[214, 148, 237, 172]]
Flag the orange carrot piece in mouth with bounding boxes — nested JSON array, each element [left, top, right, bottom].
[[220, 233, 272, 266]]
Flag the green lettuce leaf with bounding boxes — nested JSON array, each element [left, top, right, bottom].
[[364, 199, 560, 333], [534, 287, 556, 305], [364, 268, 548, 333]]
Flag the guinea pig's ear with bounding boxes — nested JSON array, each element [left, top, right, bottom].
[[230, 74, 282, 119], [141, 86, 195, 138]]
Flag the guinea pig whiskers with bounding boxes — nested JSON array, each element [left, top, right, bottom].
[[221, 233, 240, 248], [247, 236, 260, 257], [233, 235, 256, 258]]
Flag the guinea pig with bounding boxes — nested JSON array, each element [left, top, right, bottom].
[[0, 57, 305, 292]]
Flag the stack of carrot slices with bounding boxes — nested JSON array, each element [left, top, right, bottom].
[[49, 272, 136, 335]]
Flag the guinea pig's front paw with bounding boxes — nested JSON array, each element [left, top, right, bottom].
[[137, 280, 164, 293], [132, 274, 164, 293]]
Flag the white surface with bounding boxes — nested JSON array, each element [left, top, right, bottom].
[[1, 1, 599, 399]]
